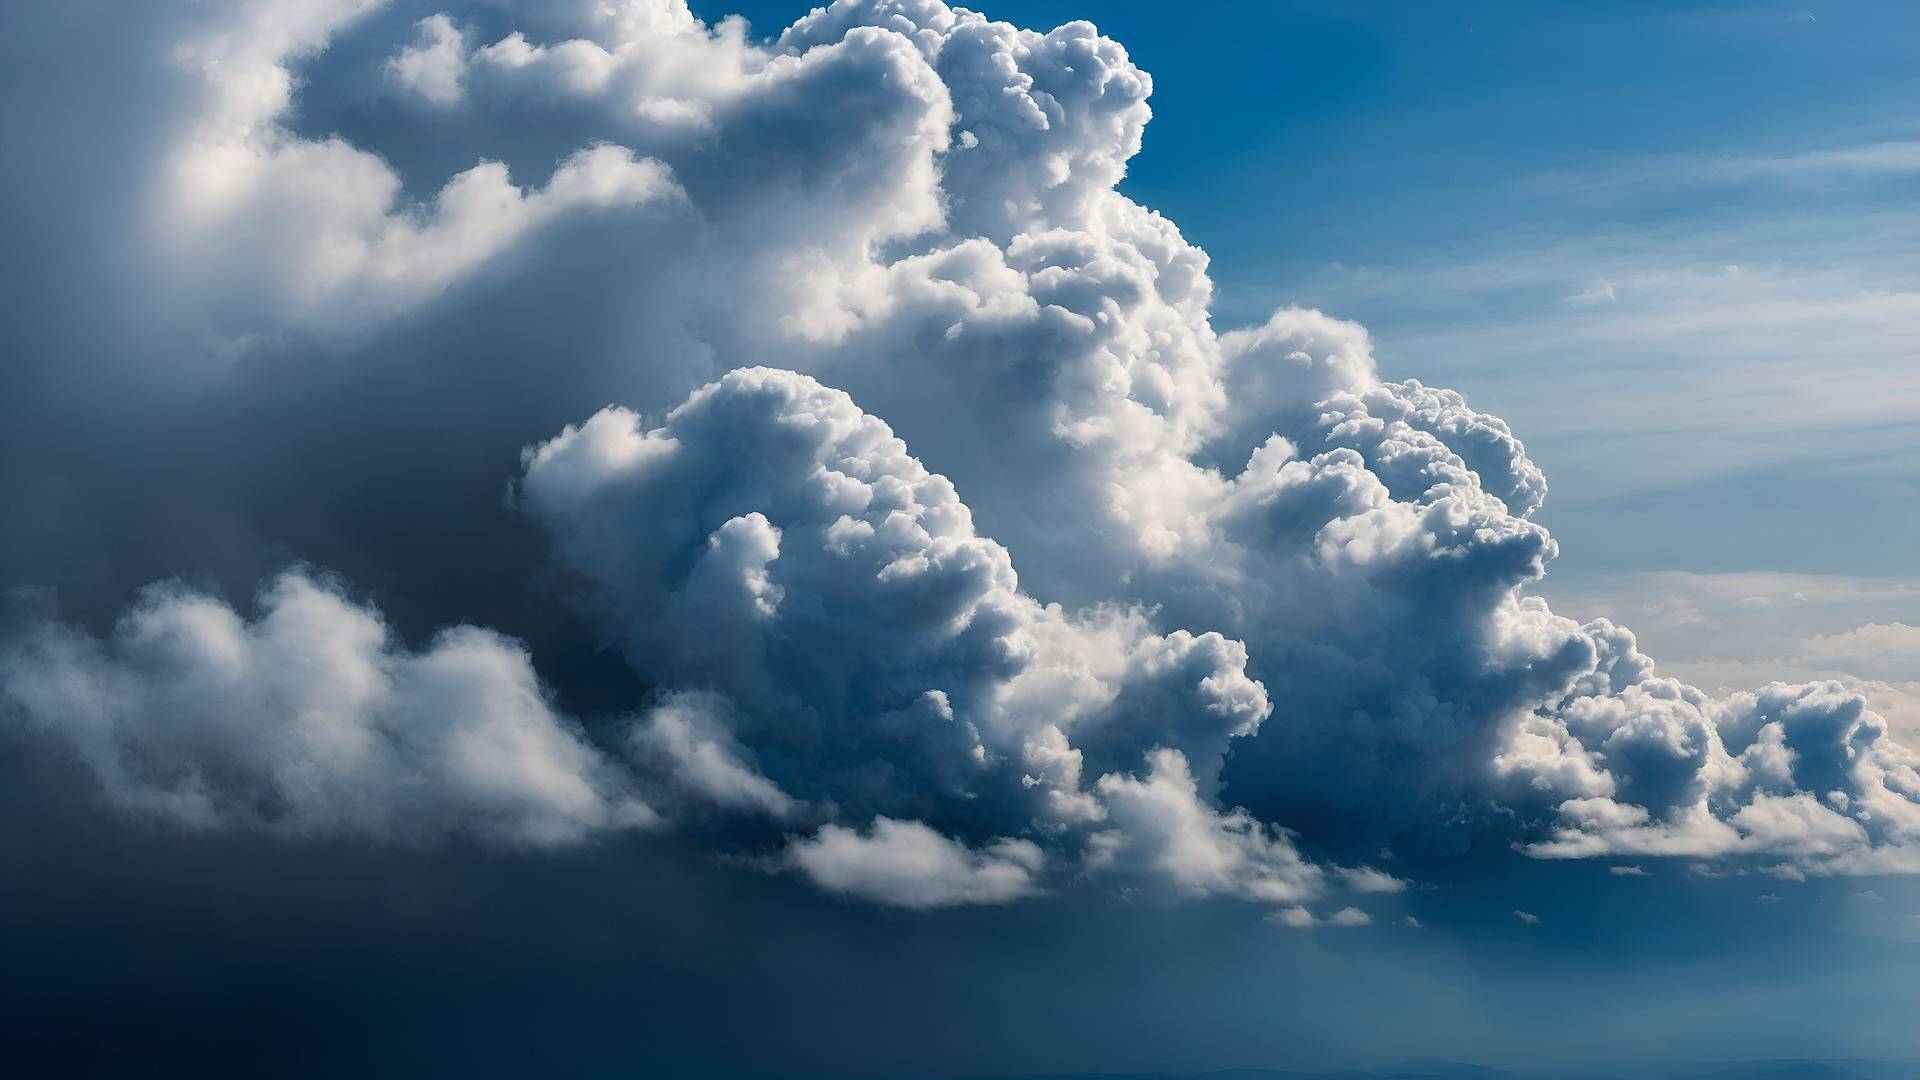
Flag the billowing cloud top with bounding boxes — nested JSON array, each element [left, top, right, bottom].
[[2, 0, 1916, 918]]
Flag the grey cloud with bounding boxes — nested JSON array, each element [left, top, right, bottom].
[[631, 691, 799, 819], [786, 816, 1044, 909], [155, 1, 685, 337], [1, 570, 656, 845], [518, 365, 1339, 905], [1338, 866, 1411, 893], [1267, 904, 1371, 930], [1517, 678, 1920, 877], [777, 3, 1153, 240], [0, 0, 1916, 921], [1094, 748, 1325, 906], [386, 14, 467, 106]]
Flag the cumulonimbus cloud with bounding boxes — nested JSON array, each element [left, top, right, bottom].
[[1, 0, 1915, 912]]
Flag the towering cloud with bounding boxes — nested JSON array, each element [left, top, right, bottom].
[[1, 0, 1915, 917], [519, 365, 1327, 906]]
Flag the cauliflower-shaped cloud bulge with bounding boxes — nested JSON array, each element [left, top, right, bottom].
[[1, 571, 657, 845], [3, 0, 1916, 913], [520, 366, 1336, 906]]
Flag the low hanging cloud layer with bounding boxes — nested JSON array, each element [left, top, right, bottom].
[[2, 0, 1916, 915], [1, 571, 657, 845]]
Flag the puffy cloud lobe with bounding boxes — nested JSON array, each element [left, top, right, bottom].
[[1267, 905, 1371, 930], [107, 0, 960, 352], [520, 366, 1346, 905], [1516, 674, 1920, 876], [631, 692, 798, 819], [1327, 907, 1373, 927], [0, 571, 656, 845], [376, 2, 955, 265], [518, 367, 1041, 823], [1317, 380, 1548, 519], [786, 205, 1235, 596], [1094, 748, 1323, 906], [1215, 308, 1379, 445], [780, 4, 1154, 240], [516, 365, 1256, 802], [749, 208, 1581, 848], [1154, 393, 1578, 848], [787, 817, 1044, 909], [386, 14, 467, 106], [1337, 866, 1410, 893], [158, 1, 685, 334]]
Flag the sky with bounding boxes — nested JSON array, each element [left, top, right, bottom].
[[1, 1, 1917, 1076]]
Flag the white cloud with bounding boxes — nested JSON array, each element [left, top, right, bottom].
[[1326, 906, 1373, 927], [1544, 571, 1920, 744], [386, 14, 468, 106], [1267, 905, 1371, 929], [1515, 910, 1541, 924], [1802, 622, 1920, 679], [154, 2, 687, 336], [518, 366, 1330, 905], [786, 817, 1043, 908], [1338, 866, 1411, 893], [1268, 906, 1319, 929], [2, 0, 1917, 914], [1095, 749, 1326, 906], [631, 692, 798, 819], [0, 571, 656, 846]]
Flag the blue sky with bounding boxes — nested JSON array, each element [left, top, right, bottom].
[[2, 1, 1918, 1073]]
